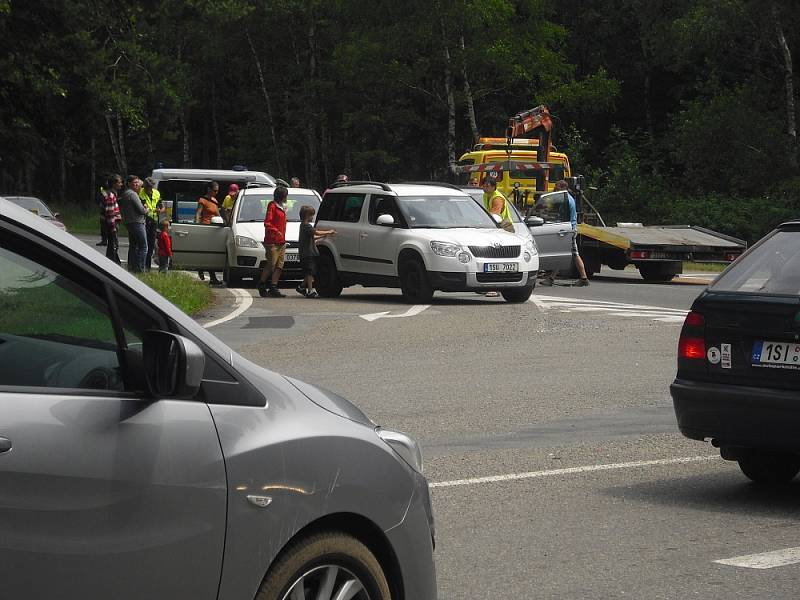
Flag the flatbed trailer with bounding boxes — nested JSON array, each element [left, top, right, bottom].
[[577, 223, 747, 281]]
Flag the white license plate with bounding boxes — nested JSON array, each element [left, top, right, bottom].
[[284, 251, 299, 263], [484, 262, 518, 272], [752, 341, 800, 366]]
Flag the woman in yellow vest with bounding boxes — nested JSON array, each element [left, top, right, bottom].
[[139, 177, 164, 271]]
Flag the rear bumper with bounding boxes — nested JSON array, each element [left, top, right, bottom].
[[670, 378, 800, 451]]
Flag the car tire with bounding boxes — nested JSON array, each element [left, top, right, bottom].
[[399, 258, 434, 303], [638, 263, 675, 282], [737, 451, 800, 484], [316, 253, 343, 298], [501, 284, 535, 303], [224, 257, 242, 288], [256, 531, 391, 600]]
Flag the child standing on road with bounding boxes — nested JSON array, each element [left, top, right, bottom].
[[296, 205, 335, 298], [157, 220, 172, 273]]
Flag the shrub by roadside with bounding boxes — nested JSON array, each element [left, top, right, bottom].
[[137, 271, 213, 316]]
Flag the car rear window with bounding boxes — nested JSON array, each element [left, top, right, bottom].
[[712, 229, 800, 294]]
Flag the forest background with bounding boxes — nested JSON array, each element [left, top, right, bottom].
[[1, 0, 798, 243]]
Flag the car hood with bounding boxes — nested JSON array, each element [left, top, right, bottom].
[[411, 227, 528, 246], [233, 221, 301, 243], [284, 376, 374, 426]]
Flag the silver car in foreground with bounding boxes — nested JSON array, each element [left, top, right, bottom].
[[0, 197, 436, 599]]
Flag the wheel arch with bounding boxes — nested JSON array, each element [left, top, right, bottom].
[[257, 512, 405, 600], [397, 246, 427, 273]]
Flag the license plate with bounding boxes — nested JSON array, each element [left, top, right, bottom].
[[752, 341, 800, 368], [484, 262, 518, 272], [284, 251, 299, 263]]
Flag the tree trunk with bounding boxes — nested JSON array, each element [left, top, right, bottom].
[[460, 33, 479, 143], [105, 113, 123, 174], [773, 3, 798, 171], [305, 15, 318, 188], [180, 110, 190, 167], [211, 82, 222, 168], [58, 142, 66, 203], [246, 30, 283, 176], [90, 135, 96, 201], [441, 19, 456, 175], [116, 113, 127, 175]]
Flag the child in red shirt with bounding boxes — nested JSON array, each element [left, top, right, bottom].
[[157, 220, 172, 273]]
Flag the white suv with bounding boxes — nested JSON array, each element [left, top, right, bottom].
[[315, 182, 538, 302]]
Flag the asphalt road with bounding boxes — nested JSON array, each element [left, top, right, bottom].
[[80, 234, 800, 598]]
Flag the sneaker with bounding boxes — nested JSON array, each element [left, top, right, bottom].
[[257, 284, 269, 297], [305, 289, 318, 298], [576, 278, 590, 287], [295, 284, 307, 296], [95, 241, 107, 246], [267, 287, 286, 298]]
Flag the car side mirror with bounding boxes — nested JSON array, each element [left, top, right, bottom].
[[491, 213, 502, 224], [376, 214, 395, 226], [142, 331, 205, 399], [211, 215, 225, 225], [525, 215, 544, 227]]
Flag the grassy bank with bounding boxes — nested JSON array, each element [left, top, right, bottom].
[[137, 271, 214, 316]]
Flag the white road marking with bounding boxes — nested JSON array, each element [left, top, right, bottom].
[[202, 287, 253, 329], [429, 455, 717, 489], [714, 547, 800, 570], [531, 295, 688, 323], [360, 304, 431, 322]]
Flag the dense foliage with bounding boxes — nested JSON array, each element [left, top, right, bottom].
[[1, 0, 798, 242]]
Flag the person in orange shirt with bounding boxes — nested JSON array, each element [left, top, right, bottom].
[[195, 181, 222, 284]]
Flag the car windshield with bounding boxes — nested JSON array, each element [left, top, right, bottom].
[[237, 191, 320, 223], [712, 229, 800, 294], [397, 195, 497, 229], [7, 196, 53, 218], [463, 189, 522, 223]]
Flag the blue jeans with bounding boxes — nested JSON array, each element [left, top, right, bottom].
[[126, 222, 147, 272]]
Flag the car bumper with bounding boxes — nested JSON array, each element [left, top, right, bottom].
[[384, 473, 437, 599], [671, 378, 800, 451], [428, 270, 537, 291]]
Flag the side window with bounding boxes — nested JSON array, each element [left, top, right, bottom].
[[341, 194, 365, 223], [318, 193, 365, 223], [0, 241, 156, 393], [157, 180, 206, 224], [368, 195, 404, 226], [533, 192, 570, 224], [547, 165, 565, 184]]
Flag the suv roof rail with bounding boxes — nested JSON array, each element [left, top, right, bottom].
[[245, 182, 275, 188], [329, 181, 393, 192], [398, 181, 467, 192]]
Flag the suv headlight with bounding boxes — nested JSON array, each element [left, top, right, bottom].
[[430, 241, 461, 257], [377, 428, 424, 473], [235, 235, 260, 248], [525, 238, 537, 254]]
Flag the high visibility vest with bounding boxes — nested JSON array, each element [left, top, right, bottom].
[[140, 188, 161, 221], [483, 189, 512, 223]]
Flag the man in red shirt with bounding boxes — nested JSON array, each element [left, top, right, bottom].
[[257, 185, 289, 297]]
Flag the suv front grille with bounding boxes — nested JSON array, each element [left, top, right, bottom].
[[469, 245, 520, 258]]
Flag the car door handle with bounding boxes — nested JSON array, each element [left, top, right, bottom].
[[0, 437, 12, 453], [360, 233, 368, 238], [557, 230, 568, 237], [175, 230, 189, 237]]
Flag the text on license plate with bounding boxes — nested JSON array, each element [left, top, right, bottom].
[[484, 262, 518, 272], [752, 341, 800, 366], [284, 251, 299, 262]]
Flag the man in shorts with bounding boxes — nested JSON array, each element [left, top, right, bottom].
[[257, 186, 289, 298]]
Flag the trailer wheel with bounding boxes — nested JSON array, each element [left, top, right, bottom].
[[638, 263, 675, 282]]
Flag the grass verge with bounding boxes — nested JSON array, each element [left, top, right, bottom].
[[137, 271, 214, 316], [683, 261, 728, 273]]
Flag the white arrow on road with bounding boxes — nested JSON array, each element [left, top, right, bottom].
[[360, 304, 431, 322]]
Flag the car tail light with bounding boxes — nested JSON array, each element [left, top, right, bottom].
[[679, 337, 706, 359], [678, 311, 706, 360], [629, 250, 650, 260]]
